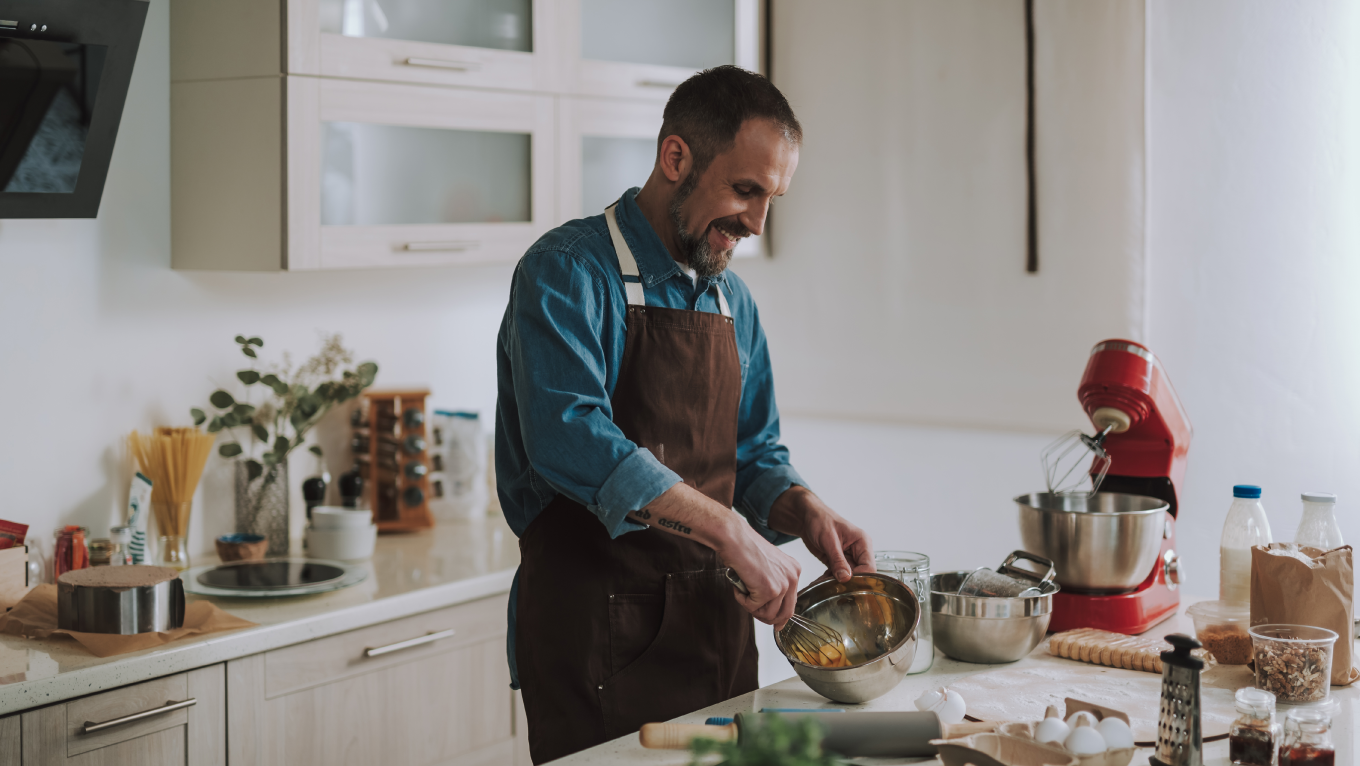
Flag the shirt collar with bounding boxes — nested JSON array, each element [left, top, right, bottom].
[[615, 187, 728, 290]]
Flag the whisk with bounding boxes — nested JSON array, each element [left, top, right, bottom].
[[723, 569, 851, 668], [1041, 424, 1113, 496]]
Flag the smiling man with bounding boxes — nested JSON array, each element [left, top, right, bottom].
[[496, 66, 875, 764]]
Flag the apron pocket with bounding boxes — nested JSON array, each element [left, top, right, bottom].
[[607, 594, 663, 677], [598, 570, 744, 739]]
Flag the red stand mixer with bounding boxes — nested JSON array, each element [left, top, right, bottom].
[[1017, 340, 1193, 634]]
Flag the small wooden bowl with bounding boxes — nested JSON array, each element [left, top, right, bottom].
[[216, 534, 268, 562]]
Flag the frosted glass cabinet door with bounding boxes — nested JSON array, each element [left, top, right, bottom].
[[288, 0, 558, 91], [558, 97, 762, 258], [288, 77, 555, 270], [563, 0, 764, 100]]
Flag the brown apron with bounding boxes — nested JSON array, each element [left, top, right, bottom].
[[515, 203, 758, 764]]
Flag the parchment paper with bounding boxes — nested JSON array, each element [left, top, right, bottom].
[[0, 584, 256, 658], [947, 659, 1237, 744]]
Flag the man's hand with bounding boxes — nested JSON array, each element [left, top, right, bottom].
[[628, 483, 802, 629], [769, 486, 876, 583], [715, 521, 802, 630]]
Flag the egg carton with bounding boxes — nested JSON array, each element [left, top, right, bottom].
[[999, 698, 1135, 766], [933, 733, 1078, 766]]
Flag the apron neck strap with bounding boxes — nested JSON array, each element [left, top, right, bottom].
[[605, 202, 732, 318]]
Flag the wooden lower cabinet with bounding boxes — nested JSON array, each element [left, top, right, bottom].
[[229, 594, 529, 765], [18, 665, 225, 766]]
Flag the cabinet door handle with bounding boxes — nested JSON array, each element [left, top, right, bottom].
[[82, 698, 197, 734], [365, 628, 456, 658], [636, 79, 681, 89], [403, 241, 480, 253], [404, 57, 481, 72]]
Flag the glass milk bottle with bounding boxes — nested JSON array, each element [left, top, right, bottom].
[[1220, 485, 1272, 604], [1295, 492, 1343, 550]]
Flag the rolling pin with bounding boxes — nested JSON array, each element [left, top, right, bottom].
[[640, 711, 998, 757]]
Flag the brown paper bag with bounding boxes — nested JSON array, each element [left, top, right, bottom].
[[0, 584, 256, 658], [1250, 544, 1360, 686]]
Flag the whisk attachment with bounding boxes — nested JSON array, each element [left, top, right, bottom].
[[1042, 425, 1113, 495], [723, 568, 852, 668], [781, 615, 852, 668]]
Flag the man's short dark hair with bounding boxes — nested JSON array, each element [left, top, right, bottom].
[[659, 65, 802, 178]]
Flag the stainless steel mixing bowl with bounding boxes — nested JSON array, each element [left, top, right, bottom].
[[1016, 491, 1169, 593], [930, 571, 1057, 663], [773, 573, 919, 704]]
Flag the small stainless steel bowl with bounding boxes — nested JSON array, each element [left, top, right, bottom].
[[773, 573, 919, 704], [1016, 491, 1169, 593], [931, 571, 1058, 663]]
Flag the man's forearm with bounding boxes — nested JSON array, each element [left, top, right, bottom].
[[627, 482, 744, 552], [767, 484, 815, 538]]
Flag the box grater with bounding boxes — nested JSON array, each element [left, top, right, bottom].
[[1150, 633, 1204, 766]]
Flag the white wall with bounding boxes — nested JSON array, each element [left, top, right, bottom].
[[742, 0, 1147, 433], [1145, 0, 1360, 589]]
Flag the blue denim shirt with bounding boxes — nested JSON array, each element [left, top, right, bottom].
[[496, 188, 806, 687]]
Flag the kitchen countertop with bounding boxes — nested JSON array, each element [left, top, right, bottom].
[[554, 601, 1360, 765], [0, 517, 520, 716]]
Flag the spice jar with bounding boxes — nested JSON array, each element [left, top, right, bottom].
[[53, 525, 89, 580], [1228, 687, 1279, 765], [1279, 707, 1335, 766]]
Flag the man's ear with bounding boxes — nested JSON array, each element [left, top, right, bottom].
[[656, 134, 691, 184]]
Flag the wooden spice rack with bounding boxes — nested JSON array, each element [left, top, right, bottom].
[[351, 389, 434, 533]]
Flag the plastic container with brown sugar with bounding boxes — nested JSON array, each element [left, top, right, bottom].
[[1187, 599, 1252, 665]]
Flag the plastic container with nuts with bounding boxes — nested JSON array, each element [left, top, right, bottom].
[[1249, 624, 1338, 703], [1187, 600, 1252, 664]]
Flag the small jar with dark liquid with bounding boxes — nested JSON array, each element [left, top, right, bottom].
[[1279, 707, 1335, 766], [1229, 687, 1279, 766]]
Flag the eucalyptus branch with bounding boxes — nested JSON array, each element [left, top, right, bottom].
[[192, 333, 378, 485]]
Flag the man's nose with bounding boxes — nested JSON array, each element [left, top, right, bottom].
[[739, 201, 768, 237]]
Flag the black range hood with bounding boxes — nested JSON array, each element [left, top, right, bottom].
[[0, 0, 148, 219]]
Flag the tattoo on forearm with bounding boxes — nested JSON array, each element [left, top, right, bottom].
[[635, 509, 652, 520], [658, 517, 692, 535]]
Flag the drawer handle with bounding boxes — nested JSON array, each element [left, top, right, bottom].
[[636, 80, 681, 89], [365, 628, 456, 658], [83, 698, 197, 734], [403, 241, 480, 253], [404, 57, 481, 72]]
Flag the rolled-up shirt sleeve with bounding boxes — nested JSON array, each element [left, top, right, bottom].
[[733, 299, 805, 546], [503, 250, 681, 537]]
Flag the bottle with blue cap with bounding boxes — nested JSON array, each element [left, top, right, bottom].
[[1295, 492, 1343, 551], [1220, 485, 1272, 604]]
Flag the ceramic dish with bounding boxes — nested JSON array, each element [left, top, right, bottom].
[[182, 558, 366, 598]]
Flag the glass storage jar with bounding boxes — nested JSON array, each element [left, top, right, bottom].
[[874, 551, 932, 673], [1228, 687, 1278, 766], [1279, 707, 1335, 766]]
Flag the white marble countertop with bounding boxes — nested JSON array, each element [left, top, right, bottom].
[[554, 600, 1360, 765], [0, 517, 520, 716]]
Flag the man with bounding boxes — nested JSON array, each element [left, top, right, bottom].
[[496, 66, 875, 764]]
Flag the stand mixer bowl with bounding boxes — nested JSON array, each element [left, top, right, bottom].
[[1016, 492, 1169, 593]]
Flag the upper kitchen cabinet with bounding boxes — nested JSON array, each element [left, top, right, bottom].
[[562, 0, 765, 100], [559, 96, 763, 257], [173, 76, 554, 270], [172, 0, 558, 92]]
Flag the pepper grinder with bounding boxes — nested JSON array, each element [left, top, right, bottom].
[[1151, 633, 1204, 766]]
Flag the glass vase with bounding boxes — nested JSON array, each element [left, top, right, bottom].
[[157, 534, 191, 570], [152, 500, 193, 570], [235, 460, 290, 557]]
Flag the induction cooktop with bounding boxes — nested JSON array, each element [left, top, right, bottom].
[[183, 559, 366, 598]]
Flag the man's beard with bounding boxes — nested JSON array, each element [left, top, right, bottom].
[[667, 172, 748, 278]]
